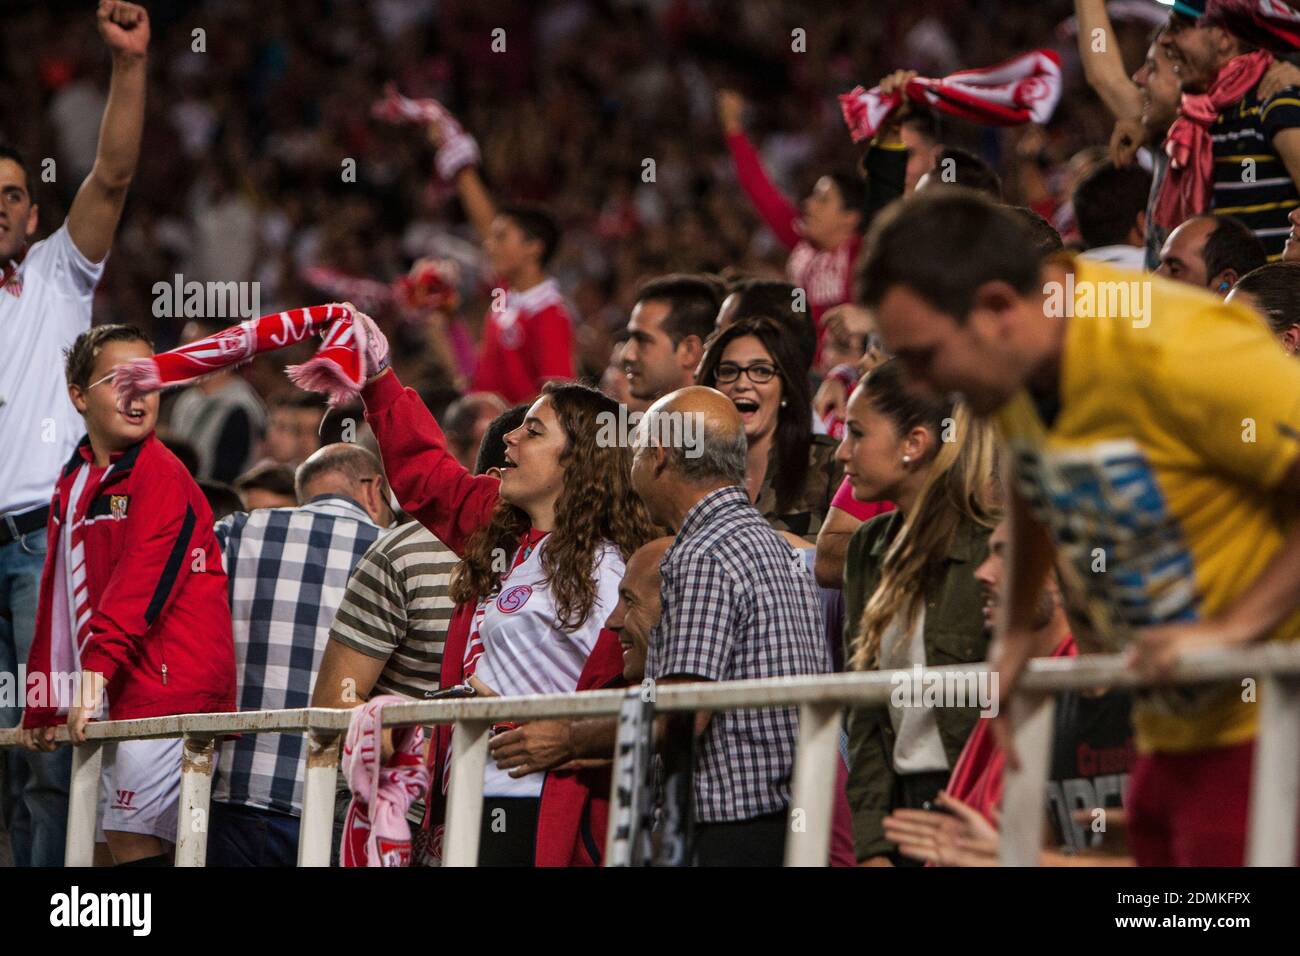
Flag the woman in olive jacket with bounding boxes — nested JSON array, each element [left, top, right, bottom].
[[835, 360, 1000, 866]]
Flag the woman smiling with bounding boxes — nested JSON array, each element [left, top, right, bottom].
[[696, 316, 842, 543], [360, 349, 657, 866]]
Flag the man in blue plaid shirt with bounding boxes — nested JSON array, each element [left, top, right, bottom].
[[631, 386, 830, 866], [207, 443, 395, 866]]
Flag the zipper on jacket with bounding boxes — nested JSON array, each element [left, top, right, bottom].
[[161, 663, 168, 686]]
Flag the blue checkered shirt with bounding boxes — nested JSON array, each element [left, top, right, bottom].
[[213, 495, 385, 816], [648, 484, 830, 823]]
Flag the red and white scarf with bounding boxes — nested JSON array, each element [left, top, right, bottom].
[[340, 695, 431, 867], [838, 49, 1063, 143], [300, 260, 461, 317], [372, 84, 480, 181], [1210, 1, 1300, 52], [1155, 50, 1274, 235], [109, 303, 370, 409]]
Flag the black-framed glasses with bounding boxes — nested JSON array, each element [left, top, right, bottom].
[[715, 361, 777, 385]]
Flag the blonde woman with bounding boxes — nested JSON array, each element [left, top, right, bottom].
[[835, 359, 1000, 866]]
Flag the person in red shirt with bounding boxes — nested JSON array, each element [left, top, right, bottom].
[[716, 90, 865, 339], [427, 115, 575, 404], [21, 325, 236, 866]]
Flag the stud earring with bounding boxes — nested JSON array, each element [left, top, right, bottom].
[[780, 399, 788, 407], [902, 454, 912, 466]]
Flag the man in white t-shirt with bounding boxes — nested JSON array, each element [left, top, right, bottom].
[[0, 1, 150, 867]]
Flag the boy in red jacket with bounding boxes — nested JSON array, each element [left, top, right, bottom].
[[20, 325, 236, 865]]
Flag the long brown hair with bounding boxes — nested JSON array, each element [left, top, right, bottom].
[[848, 370, 1000, 670], [449, 382, 658, 630], [696, 316, 813, 513]]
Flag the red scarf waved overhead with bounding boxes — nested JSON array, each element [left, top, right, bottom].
[[1155, 50, 1274, 236], [838, 49, 1063, 143], [109, 303, 371, 409]]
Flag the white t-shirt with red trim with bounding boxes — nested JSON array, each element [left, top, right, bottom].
[[473, 537, 624, 798]]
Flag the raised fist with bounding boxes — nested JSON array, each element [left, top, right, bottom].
[[97, 1, 150, 58]]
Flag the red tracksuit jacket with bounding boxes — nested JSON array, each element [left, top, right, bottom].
[[22, 433, 236, 728]]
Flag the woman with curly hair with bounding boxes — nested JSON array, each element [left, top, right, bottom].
[[357, 322, 657, 866]]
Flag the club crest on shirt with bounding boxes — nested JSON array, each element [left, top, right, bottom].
[[109, 495, 130, 520], [494, 308, 522, 349], [496, 584, 533, 613]]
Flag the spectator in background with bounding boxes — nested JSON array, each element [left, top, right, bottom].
[[233, 461, 297, 510], [883, 515, 1135, 867], [442, 393, 509, 472], [426, 109, 575, 405], [1074, 2, 1180, 268], [209, 443, 395, 866], [261, 393, 328, 467], [716, 277, 818, 377], [1227, 260, 1300, 353], [1157, 0, 1300, 259], [838, 363, 999, 866], [697, 317, 842, 543], [1074, 162, 1153, 270], [1, 0, 151, 867], [1156, 214, 1267, 292], [916, 147, 1004, 199], [624, 273, 723, 404], [168, 317, 267, 483], [717, 89, 865, 338], [631, 386, 830, 866], [600, 332, 645, 413], [199, 480, 244, 523], [1006, 205, 1067, 257]]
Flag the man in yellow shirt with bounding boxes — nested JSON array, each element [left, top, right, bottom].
[[860, 187, 1300, 866]]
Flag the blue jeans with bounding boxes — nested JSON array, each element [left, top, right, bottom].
[[0, 529, 71, 867], [207, 801, 302, 866]]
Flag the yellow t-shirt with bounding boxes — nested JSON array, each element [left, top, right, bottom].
[[995, 258, 1300, 753]]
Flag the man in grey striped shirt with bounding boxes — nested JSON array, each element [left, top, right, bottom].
[[318, 520, 458, 703]]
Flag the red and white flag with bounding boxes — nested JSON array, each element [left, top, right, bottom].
[[838, 49, 1063, 143]]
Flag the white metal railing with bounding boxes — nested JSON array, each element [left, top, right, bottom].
[[1, 642, 1299, 867]]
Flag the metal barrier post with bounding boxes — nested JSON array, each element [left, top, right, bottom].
[[65, 742, 104, 867], [999, 692, 1055, 867], [1246, 675, 1300, 866], [784, 702, 841, 867], [298, 730, 341, 867], [175, 734, 214, 867], [442, 719, 490, 867]]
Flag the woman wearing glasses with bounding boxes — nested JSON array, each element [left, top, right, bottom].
[[696, 315, 842, 543]]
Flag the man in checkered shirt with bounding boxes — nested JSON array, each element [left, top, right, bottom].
[[631, 386, 830, 866], [207, 443, 395, 866]]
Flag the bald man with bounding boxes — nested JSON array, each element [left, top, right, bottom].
[[630, 386, 829, 866], [207, 443, 395, 866], [1155, 215, 1266, 294]]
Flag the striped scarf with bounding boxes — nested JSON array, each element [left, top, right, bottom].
[[108, 303, 371, 409], [838, 49, 1063, 143]]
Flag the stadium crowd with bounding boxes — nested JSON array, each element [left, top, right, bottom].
[[3, 0, 1300, 867]]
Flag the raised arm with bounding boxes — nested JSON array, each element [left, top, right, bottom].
[[67, 1, 149, 264], [361, 367, 500, 554], [1073, 0, 1141, 122], [429, 123, 497, 243], [717, 90, 802, 250]]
